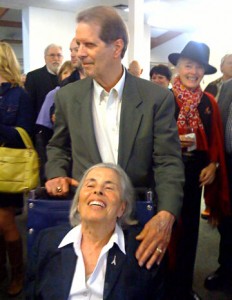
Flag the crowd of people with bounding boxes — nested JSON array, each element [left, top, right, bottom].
[[0, 4, 231, 300]]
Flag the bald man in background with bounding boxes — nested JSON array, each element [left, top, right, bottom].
[[128, 60, 143, 77], [205, 54, 232, 100]]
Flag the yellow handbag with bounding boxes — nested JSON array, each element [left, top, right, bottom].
[[0, 127, 39, 193]]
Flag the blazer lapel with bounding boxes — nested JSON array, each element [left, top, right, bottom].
[[118, 74, 143, 169], [79, 78, 102, 163], [103, 245, 126, 300], [60, 244, 77, 299]]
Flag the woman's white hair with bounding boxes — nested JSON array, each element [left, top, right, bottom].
[[69, 163, 137, 227]]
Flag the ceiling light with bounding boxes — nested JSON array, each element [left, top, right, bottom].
[[113, 4, 129, 11]]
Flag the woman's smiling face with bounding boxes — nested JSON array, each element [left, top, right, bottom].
[[78, 167, 125, 226], [177, 58, 205, 90]]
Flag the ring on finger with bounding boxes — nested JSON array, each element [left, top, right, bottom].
[[56, 186, 62, 193], [156, 247, 163, 254]]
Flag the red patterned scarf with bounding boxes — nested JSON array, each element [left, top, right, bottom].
[[172, 76, 208, 151]]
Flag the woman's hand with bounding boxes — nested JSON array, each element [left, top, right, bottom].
[[199, 162, 217, 186]]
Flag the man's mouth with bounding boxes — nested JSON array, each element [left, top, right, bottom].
[[83, 62, 93, 67]]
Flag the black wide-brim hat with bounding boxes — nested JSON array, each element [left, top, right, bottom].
[[168, 41, 217, 75]]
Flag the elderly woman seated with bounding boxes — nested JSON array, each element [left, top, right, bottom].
[[26, 163, 166, 300]]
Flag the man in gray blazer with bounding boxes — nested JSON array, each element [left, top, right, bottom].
[[45, 6, 184, 269], [204, 79, 232, 289]]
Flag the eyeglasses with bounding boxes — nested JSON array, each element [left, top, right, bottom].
[[46, 54, 63, 58]]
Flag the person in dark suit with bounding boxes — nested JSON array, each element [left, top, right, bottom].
[[26, 163, 166, 300], [204, 54, 232, 100], [25, 43, 63, 121], [25, 43, 63, 186], [45, 5, 184, 270], [204, 79, 232, 290]]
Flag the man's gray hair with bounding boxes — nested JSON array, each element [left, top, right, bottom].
[[76, 6, 129, 58], [44, 43, 62, 56], [220, 54, 232, 67], [69, 163, 137, 227]]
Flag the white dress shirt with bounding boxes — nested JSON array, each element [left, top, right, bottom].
[[58, 224, 126, 300], [92, 68, 126, 164]]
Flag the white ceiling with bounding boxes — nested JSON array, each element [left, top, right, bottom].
[[1, 0, 231, 46], [0, 0, 131, 13], [0, 0, 128, 11], [0, 0, 183, 43]]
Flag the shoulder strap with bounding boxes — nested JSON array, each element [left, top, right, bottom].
[[15, 127, 34, 149]]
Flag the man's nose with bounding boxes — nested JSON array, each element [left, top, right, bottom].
[[77, 44, 87, 57]]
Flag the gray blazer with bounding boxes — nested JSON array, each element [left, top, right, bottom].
[[218, 78, 232, 131], [46, 72, 184, 217]]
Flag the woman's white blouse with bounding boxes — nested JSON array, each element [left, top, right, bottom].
[[58, 224, 126, 300]]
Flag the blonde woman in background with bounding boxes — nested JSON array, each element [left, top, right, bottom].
[[0, 42, 34, 296]]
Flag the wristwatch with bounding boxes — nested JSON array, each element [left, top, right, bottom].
[[212, 161, 219, 169]]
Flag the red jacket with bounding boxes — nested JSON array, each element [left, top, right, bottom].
[[204, 92, 230, 224]]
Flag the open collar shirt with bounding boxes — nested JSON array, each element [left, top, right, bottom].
[[58, 224, 126, 300], [92, 68, 126, 164]]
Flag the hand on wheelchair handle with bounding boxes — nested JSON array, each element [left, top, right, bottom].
[[38, 177, 78, 199]]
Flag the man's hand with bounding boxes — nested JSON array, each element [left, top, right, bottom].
[[45, 177, 78, 196], [135, 210, 175, 269]]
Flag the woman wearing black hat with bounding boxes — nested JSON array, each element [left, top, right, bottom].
[[166, 41, 230, 300]]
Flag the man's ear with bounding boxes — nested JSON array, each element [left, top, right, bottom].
[[113, 39, 124, 58]]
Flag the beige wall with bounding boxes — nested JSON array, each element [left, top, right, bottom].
[[22, 7, 76, 73]]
